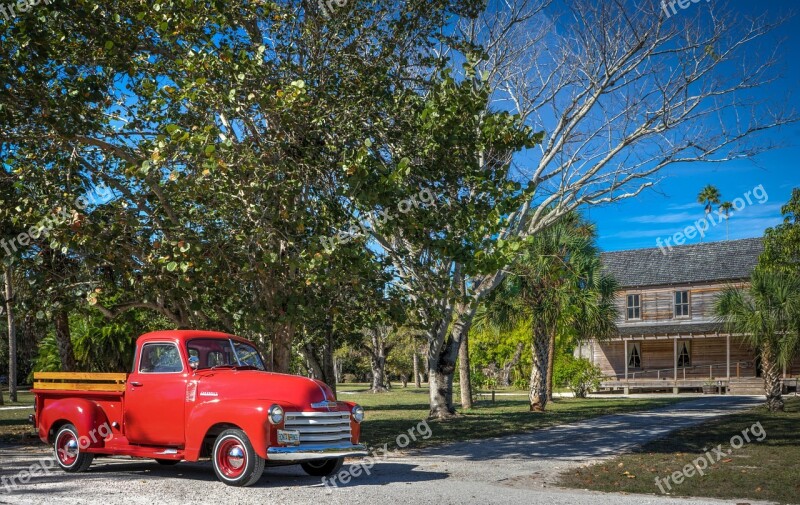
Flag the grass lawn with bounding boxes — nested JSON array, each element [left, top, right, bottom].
[[558, 397, 800, 505], [0, 390, 36, 444], [0, 385, 686, 451], [338, 384, 685, 450]]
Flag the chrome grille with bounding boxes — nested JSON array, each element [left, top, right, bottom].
[[284, 411, 352, 445]]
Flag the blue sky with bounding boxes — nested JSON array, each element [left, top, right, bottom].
[[587, 0, 800, 252]]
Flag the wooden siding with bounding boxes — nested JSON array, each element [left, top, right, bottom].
[[616, 281, 748, 327]]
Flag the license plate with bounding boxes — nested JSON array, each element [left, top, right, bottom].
[[277, 430, 300, 445]]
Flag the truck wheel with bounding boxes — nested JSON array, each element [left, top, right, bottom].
[[212, 429, 264, 486], [53, 424, 94, 473], [301, 458, 344, 477]]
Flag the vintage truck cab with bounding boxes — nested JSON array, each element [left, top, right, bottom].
[[31, 330, 366, 486]]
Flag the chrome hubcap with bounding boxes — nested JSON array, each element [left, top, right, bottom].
[[227, 447, 244, 469], [64, 439, 78, 457]]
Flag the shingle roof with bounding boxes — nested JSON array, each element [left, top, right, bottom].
[[601, 237, 763, 288]]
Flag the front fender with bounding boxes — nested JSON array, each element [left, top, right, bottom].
[[338, 401, 362, 444], [185, 399, 288, 460], [39, 398, 110, 449]]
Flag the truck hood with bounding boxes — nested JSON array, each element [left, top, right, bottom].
[[191, 369, 337, 410]]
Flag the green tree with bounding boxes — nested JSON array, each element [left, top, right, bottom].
[[762, 188, 800, 272], [476, 212, 617, 411], [715, 269, 800, 412], [1, 0, 487, 379]]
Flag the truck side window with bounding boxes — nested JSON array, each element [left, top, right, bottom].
[[139, 343, 184, 373]]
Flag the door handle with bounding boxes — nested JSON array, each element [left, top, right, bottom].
[[129, 381, 143, 387]]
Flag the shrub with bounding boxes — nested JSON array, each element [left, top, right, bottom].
[[555, 355, 603, 398]]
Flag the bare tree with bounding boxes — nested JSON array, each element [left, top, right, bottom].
[[374, 0, 796, 417]]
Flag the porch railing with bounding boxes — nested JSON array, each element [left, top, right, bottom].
[[602, 360, 756, 381]]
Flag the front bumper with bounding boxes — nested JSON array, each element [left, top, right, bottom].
[[267, 443, 368, 462]]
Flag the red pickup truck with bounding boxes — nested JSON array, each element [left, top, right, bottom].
[[31, 330, 366, 486]]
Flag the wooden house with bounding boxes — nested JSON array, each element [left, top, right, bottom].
[[577, 237, 800, 394]]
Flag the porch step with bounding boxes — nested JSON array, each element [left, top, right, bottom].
[[728, 383, 764, 395]]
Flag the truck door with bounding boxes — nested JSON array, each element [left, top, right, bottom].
[[124, 341, 187, 446]]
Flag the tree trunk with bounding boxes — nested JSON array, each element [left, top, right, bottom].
[[271, 322, 294, 374], [545, 331, 556, 401], [5, 267, 17, 402], [428, 365, 455, 417], [529, 322, 550, 411], [459, 330, 473, 409], [367, 327, 391, 393], [761, 344, 784, 412], [428, 307, 473, 418], [298, 341, 337, 397], [369, 353, 387, 393], [54, 309, 77, 371], [500, 342, 524, 387], [301, 345, 324, 379], [321, 328, 337, 397], [333, 357, 342, 384], [413, 350, 421, 388]]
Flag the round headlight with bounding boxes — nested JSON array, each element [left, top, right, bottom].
[[351, 404, 365, 423], [268, 404, 284, 425]]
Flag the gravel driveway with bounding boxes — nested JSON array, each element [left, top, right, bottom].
[[0, 396, 768, 505]]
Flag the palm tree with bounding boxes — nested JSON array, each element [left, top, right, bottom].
[[477, 212, 617, 411], [697, 185, 721, 242], [698, 185, 721, 215], [715, 269, 800, 412], [719, 202, 733, 240]]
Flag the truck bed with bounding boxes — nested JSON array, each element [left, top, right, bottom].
[[33, 372, 128, 393]]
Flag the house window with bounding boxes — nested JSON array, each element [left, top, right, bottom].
[[677, 341, 691, 367], [674, 291, 690, 318], [627, 342, 642, 369], [626, 294, 641, 320]]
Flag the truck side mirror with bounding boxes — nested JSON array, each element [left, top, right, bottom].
[[188, 356, 199, 371]]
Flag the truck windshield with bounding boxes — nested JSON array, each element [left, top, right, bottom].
[[187, 338, 266, 371]]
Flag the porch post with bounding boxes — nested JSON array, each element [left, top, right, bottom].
[[624, 339, 628, 381], [673, 336, 679, 394], [726, 334, 731, 381]]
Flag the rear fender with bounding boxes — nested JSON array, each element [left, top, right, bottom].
[[39, 398, 111, 449]]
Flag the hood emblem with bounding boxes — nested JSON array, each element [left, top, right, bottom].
[[311, 400, 338, 410]]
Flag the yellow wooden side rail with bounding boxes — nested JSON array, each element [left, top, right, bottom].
[[33, 372, 127, 392]]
